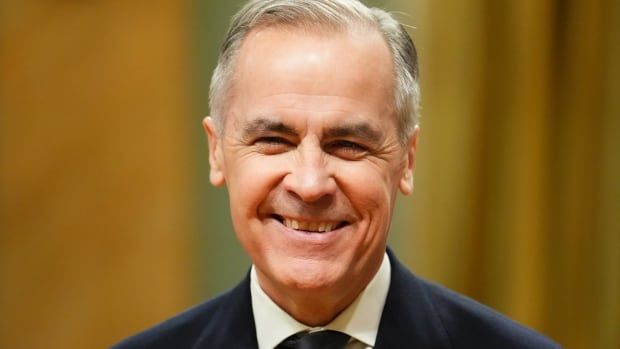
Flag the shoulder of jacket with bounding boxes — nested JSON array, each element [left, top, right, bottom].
[[109, 288, 234, 349], [418, 278, 562, 349]]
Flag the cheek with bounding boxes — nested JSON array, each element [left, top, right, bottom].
[[224, 156, 286, 216], [335, 162, 398, 210]]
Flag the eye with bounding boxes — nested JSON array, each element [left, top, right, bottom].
[[253, 136, 294, 154], [325, 140, 368, 160]]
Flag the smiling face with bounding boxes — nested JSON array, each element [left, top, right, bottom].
[[204, 25, 418, 319]]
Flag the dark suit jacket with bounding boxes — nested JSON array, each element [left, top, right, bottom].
[[112, 249, 561, 348]]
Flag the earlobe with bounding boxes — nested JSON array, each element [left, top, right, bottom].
[[399, 125, 420, 195], [400, 171, 414, 195], [203, 116, 225, 187]]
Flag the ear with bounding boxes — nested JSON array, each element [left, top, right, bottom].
[[202, 116, 225, 187], [399, 125, 420, 195]]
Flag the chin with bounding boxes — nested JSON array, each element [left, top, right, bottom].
[[276, 258, 346, 292]]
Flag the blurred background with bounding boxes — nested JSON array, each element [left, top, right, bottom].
[[1, 0, 618, 348]]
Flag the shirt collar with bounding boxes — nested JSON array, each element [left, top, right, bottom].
[[250, 253, 391, 349]]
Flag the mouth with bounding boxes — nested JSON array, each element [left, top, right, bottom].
[[271, 214, 349, 233]]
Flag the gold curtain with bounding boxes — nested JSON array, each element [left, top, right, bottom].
[[396, 0, 620, 348], [0, 1, 194, 348]]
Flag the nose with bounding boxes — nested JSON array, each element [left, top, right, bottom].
[[282, 145, 337, 203]]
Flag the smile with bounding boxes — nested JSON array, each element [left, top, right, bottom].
[[272, 215, 348, 233]]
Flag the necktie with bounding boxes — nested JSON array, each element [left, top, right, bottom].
[[277, 330, 351, 349]]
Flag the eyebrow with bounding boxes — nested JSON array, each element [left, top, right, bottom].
[[242, 118, 297, 138], [241, 117, 382, 143], [323, 122, 382, 144]]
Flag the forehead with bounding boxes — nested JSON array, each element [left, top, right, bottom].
[[224, 25, 396, 130]]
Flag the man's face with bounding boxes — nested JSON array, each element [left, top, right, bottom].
[[205, 26, 417, 302]]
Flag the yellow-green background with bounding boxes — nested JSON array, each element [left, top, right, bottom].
[[1, 0, 618, 348]]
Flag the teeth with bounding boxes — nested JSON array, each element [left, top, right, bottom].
[[282, 218, 338, 232]]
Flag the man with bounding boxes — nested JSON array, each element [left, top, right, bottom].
[[113, 0, 560, 348]]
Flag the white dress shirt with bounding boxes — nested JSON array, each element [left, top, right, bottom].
[[250, 253, 391, 349]]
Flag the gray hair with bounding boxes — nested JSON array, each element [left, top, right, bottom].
[[209, 0, 420, 142]]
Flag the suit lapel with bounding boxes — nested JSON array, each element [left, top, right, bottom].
[[193, 272, 259, 349], [374, 249, 452, 349]]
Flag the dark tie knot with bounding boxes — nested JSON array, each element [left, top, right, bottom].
[[278, 329, 351, 349]]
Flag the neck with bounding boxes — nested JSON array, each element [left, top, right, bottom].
[[272, 290, 356, 326], [255, 266, 379, 327]]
